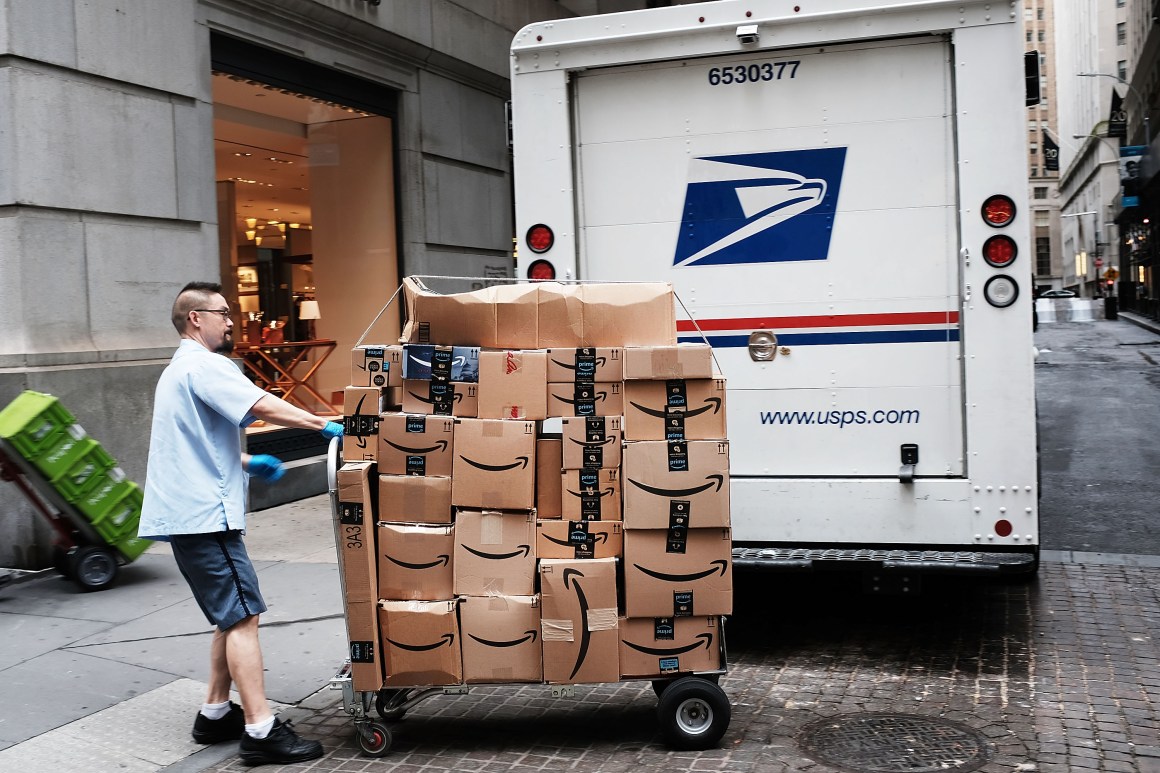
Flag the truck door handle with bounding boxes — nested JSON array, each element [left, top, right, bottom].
[[899, 443, 919, 483], [748, 331, 777, 361]]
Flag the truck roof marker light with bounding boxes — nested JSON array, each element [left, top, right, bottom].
[[983, 235, 1017, 267], [983, 275, 1019, 308], [526, 224, 554, 253], [982, 195, 1016, 227], [527, 259, 556, 281], [994, 519, 1013, 537]]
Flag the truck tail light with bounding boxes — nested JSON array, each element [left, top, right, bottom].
[[983, 235, 1017, 267], [981, 195, 1016, 227], [983, 275, 1019, 308], [526, 224, 554, 253], [526, 259, 556, 280]]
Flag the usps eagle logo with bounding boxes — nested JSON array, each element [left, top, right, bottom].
[[673, 148, 847, 267]]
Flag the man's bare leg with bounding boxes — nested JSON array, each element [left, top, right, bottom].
[[222, 615, 273, 725]]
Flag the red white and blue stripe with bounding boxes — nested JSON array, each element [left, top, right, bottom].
[[677, 311, 961, 347]]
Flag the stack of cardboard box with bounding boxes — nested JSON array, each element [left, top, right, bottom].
[[333, 281, 732, 692]]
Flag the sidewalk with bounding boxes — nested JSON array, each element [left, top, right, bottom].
[[2, 496, 1159, 772]]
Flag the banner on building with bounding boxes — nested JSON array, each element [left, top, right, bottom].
[[1042, 130, 1059, 172], [1108, 89, 1127, 139], [1120, 144, 1146, 204]]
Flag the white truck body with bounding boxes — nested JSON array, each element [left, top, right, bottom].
[[511, 0, 1038, 574]]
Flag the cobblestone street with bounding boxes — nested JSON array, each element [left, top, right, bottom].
[[198, 558, 1160, 773]]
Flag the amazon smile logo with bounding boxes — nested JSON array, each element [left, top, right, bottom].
[[568, 436, 615, 448], [553, 392, 608, 406], [551, 356, 607, 371], [468, 630, 538, 648], [406, 388, 463, 406], [563, 568, 591, 680], [384, 554, 450, 570], [458, 455, 529, 472], [543, 532, 609, 548], [633, 560, 729, 582], [630, 397, 722, 420], [565, 487, 615, 500], [462, 544, 531, 561], [383, 439, 449, 455], [623, 633, 713, 657], [627, 474, 724, 498], [386, 633, 455, 652]]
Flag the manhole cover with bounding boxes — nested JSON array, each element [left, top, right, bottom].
[[798, 713, 992, 773]]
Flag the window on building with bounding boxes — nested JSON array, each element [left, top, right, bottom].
[[1034, 210, 1050, 226], [1026, 30, 1033, 42], [1030, 143, 1039, 155], [1034, 187, 1048, 199], [1031, 166, 1039, 177], [1117, 23, 1126, 45], [1037, 8, 1044, 19], [1036, 236, 1052, 276], [1038, 30, 1045, 42], [1119, 61, 1128, 81], [1023, 7, 1033, 19], [1116, 0, 1126, 7]]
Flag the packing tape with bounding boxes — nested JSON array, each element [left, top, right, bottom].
[[480, 512, 504, 544], [652, 348, 680, 376], [586, 607, 618, 631], [542, 619, 574, 642]]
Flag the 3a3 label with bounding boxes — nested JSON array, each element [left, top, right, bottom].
[[707, 60, 800, 86]]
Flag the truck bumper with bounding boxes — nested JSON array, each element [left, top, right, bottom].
[[732, 547, 1038, 575]]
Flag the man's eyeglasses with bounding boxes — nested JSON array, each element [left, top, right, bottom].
[[193, 309, 231, 319]]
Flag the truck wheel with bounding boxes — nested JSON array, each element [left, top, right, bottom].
[[375, 689, 409, 720], [69, 546, 118, 591], [356, 721, 392, 756], [656, 676, 730, 750]]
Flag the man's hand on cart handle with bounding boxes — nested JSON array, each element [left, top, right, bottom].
[[248, 454, 285, 482], [320, 421, 343, 440]]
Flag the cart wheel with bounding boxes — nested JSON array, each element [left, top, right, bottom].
[[356, 721, 392, 757], [656, 676, 731, 751], [53, 546, 74, 579], [654, 672, 718, 698], [69, 546, 118, 591], [375, 689, 408, 720]]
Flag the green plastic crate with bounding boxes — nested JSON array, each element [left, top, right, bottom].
[[75, 467, 133, 519], [0, 391, 77, 459], [56, 442, 117, 502], [31, 425, 91, 481], [113, 534, 152, 562], [90, 484, 143, 544]]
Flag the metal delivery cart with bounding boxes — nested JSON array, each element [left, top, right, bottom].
[[324, 437, 731, 757], [0, 392, 149, 591]]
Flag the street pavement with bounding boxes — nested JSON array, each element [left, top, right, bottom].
[[0, 317, 1157, 773]]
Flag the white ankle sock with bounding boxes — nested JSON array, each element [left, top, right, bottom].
[[245, 716, 275, 739], [200, 701, 231, 720]]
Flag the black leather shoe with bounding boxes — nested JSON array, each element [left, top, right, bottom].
[[238, 718, 324, 766], [192, 702, 244, 744]]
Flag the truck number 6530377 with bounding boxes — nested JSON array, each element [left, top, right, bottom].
[[708, 60, 800, 86]]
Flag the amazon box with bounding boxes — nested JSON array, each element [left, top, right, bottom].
[[623, 528, 733, 618], [401, 276, 539, 349], [459, 595, 543, 684], [623, 343, 714, 381], [453, 509, 537, 596], [536, 438, 563, 519], [379, 599, 462, 686], [618, 616, 721, 678], [622, 441, 730, 529], [401, 380, 478, 418], [350, 345, 390, 388], [622, 378, 727, 441], [537, 519, 623, 560], [377, 523, 455, 600], [401, 344, 480, 382], [547, 381, 623, 418], [378, 474, 452, 524], [377, 413, 455, 476], [346, 600, 384, 691], [561, 468, 622, 521], [546, 347, 623, 383], [477, 350, 548, 420], [561, 416, 622, 470], [451, 418, 536, 510], [342, 387, 382, 462], [539, 557, 620, 684], [335, 462, 377, 603], [536, 283, 676, 348]]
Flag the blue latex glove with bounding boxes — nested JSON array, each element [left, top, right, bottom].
[[249, 454, 285, 482], [320, 421, 344, 440]]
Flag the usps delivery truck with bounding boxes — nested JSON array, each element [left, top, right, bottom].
[[510, 0, 1039, 579]]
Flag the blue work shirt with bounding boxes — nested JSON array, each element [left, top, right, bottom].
[[139, 339, 268, 540]]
